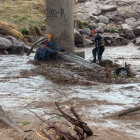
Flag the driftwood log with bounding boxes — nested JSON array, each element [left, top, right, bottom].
[[115, 106, 140, 117]]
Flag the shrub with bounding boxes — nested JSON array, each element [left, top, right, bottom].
[[21, 27, 29, 35], [110, 27, 117, 33]]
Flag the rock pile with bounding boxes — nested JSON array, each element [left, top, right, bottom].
[[74, 0, 140, 47], [0, 36, 30, 55]]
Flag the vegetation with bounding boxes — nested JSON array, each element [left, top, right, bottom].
[[0, 0, 46, 34]]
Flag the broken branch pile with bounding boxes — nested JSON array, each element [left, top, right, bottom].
[[24, 102, 93, 140]]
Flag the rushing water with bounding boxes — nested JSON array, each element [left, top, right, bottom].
[[0, 45, 140, 138]]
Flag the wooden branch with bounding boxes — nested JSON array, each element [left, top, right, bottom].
[[70, 106, 81, 121], [55, 102, 93, 138], [116, 106, 140, 117], [25, 102, 93, 140]]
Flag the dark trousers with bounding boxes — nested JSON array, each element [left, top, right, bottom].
[[92, 46, 105, 65], [46, 48, 57, 60]]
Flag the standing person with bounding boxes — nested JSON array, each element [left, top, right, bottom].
[[91, 29, 105, 66], [44, 34, 65, 60], [34, 41, 46, 61]]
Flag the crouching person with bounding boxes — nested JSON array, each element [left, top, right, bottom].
[[34, 41, 46, 61], [44, 34, 65, 60]]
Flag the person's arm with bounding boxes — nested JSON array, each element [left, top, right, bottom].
[[53, 42, 65, 52]]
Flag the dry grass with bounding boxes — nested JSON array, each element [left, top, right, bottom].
[[0, 21, 23, 40], [0, 0, 45, 31]]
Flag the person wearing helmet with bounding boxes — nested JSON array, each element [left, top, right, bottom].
[[44, 34, 65, 60], [34, 41, 47, 61], [91, 29, 105, 66]]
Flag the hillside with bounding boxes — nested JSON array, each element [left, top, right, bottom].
[[0, 0, 46, 41]]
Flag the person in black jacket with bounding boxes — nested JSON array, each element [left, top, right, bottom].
[[34, 41, 46, 61], [91, 29, 105, 66]]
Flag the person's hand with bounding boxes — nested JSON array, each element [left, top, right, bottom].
[[60, 49, 65, 52]]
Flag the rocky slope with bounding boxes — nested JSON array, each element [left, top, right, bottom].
[[74, 0, 140, 47]]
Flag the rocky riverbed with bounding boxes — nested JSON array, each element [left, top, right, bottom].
[[74, 0, 140, 47]]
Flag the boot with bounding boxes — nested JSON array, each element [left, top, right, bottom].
[[98, 55, 102, 66]]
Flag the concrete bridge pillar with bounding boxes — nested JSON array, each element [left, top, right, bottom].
[[45, 0, 74, 52]]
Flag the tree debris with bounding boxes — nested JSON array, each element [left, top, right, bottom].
[[25, 102, 93, 140], [114, 106, 140, 118]]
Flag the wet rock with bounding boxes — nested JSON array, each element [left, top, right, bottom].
[[98, 15, 109, 24], [86, 4, 101, 16], [83, 38, 93, 47], [125, 18, 136, 27], [119, 9, 140, 21], [96, 23, 106, 33], [83, 28, 91, 35], [135, 5, 140, 13], [121, 24, 132, 31], [133, 26, 140, 37], [74, 29, 84, 47], [96, 26, 104, 33], [98, 23, 106, 28], [121, 24, 135, 39], [104, 34, 128, 46], [89, 15, 99, 23], [109, 12, 124, 23], [136, 37, 140, 46], [7, 42, 24, 54], [134, 21, 140, 28], [24, 45, 31, 53], [5, 36, 19, 44], [78, 29, 87, 36], [0, 37, 12, 50], [101, 5, 117, 12]]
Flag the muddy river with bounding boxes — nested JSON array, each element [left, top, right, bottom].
[[0, 45, 140, 139]]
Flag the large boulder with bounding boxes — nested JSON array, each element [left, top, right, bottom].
[[104, 34, 128, 46], [136, 37, 140, 46], [121, 24, 135, 39], [0, 37, 12, 51], [109, 11, 124, 23], [96, 23, 106, 33], [7, 42, 24, 54], [74, 30, 84, 47], [133, 26, 140, 37], [5, 36, 19, 44], [101, 5, 117, 12], [98, 15, 109, 24], [85, 4, 102, 16]]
